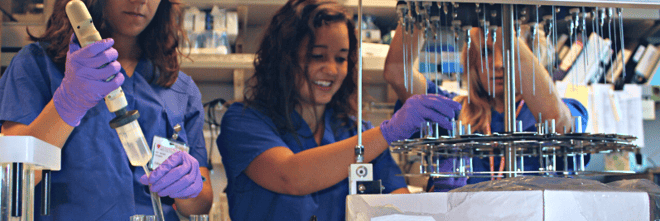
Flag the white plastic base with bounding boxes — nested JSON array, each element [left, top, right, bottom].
[[349, 163, 373, 195], [0, 136, 61, 170]]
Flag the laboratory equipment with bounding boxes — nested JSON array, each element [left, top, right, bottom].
[[388, 1, 643, 178], [189, 214, 209, 221], [350, 0, 654, 182], [130, 214, 145, 221], [350, 0, 383, 195], [65, 1, 163, 220], [0, 136, 61, 221]]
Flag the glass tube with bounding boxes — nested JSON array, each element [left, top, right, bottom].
[[114, 120, 164, 221], [189, 214, 199, 221], [130, 214, 145, 221], [21, 164, 35, 221], [1, 163, 10, 221], [142, 166, 164, 221]]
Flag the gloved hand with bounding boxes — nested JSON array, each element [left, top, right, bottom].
[[140, 151, 204, 199], [380, 94, 461, 145], [53, 34, 123, 126], [427, 157, 468, 192]]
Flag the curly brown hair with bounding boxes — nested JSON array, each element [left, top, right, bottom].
[[29, 0, 186, 87], [245, 0, 358, 137]]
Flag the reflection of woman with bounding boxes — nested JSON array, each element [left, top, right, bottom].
[[384, 25, 588, 191], [0, 0, 212, 219], [216, 0, 460, 220]]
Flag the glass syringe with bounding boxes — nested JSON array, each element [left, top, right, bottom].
[[110, 110, 165, 221]]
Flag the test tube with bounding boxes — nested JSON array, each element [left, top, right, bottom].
[[189, 215, 199, 221], [131, 215, 145, 221], [574, 116, 583, 133], [550, 119, 556, 134]]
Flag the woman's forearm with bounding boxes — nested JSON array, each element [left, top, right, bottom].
[[1, 99, 74, 184]]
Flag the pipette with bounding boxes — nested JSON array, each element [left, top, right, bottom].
[[65, 1, 164, 220]]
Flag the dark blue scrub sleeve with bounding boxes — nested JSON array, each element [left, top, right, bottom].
[[217, 103, 289, 181], [0, 44, 58, 126]]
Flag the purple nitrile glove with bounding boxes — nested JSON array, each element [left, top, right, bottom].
[[380, 94, 462, 145], [139, 151, 203, 199], [427, 157, 468, 192], [53, 34, 123, 126]]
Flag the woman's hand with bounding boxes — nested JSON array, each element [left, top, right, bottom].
[[380, 94, 461, 145], [53, 34, 123, 126], [140, 151, 204, 199]]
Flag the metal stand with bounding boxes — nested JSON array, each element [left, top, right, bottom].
[[0, 136, 61, 221]]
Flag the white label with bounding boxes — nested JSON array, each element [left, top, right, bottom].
[[149, 136, 189, 170], [632, 45, 646, 62]]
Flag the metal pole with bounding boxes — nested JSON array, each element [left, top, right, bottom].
[[502, 4, 517, 177], [355, 0, 364, 163], [0, 164, 11, 221]]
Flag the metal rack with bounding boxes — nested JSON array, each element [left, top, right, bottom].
[[354, 0, 660, 179]]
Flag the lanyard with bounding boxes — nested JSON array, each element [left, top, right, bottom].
[[488, 100, 525, 180]]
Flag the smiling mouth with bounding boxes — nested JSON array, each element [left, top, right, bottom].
[[313, 80, 334, 91]]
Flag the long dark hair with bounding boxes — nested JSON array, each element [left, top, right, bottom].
[[29, 0, 186, 87], [246, 0, 358, 137]]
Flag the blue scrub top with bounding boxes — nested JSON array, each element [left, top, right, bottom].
[[0, 43, 208, 220], [394, 80, 589, 191], [217, 102, 407, 221]]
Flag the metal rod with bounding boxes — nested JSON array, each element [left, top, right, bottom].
[[11, 163, 21, 217], [618, 8, 626, 80], [407, 0, 660, 9], [484, 19, 491, 96], [40, 170, 51, 216], [21, 165, 34, 221], [552, 6, 558, 93], [611, 8, 619, 83], [492, 24, 497, 98], [1, 163, 11, 221], [582, 8, 589, 84], [515, 7, 523, 95], [433, 15, 439, 92], [533, 5, 539, 95], [356, 0, 364, 162], [439, 14, 445, 84], [466, 26, 472, 103], [478, 8, 485, 91], [402, 14, 409, 90], [502, 4, 517, 178]]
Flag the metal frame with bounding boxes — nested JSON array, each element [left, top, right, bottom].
[[396, 0, 660, 8]]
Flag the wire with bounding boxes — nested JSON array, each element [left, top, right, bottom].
[[203, 98, 227, 168]]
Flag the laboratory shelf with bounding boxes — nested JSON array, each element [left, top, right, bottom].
[[180, 53, 389, 84], [183, 0, 399, 26]]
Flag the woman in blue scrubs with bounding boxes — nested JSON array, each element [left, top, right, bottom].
[[384, 25, 589, 191], [216, 0, 461, 220], [0, 0, 212, 219]]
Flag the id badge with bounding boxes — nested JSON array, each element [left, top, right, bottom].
[[150, 135, 189, 170]]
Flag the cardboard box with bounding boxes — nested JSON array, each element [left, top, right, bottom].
[[347, 190, 649, 221]]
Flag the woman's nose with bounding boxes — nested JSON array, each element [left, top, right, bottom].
[[493, 50, 504, 69], [322, 60, 338, 75]]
